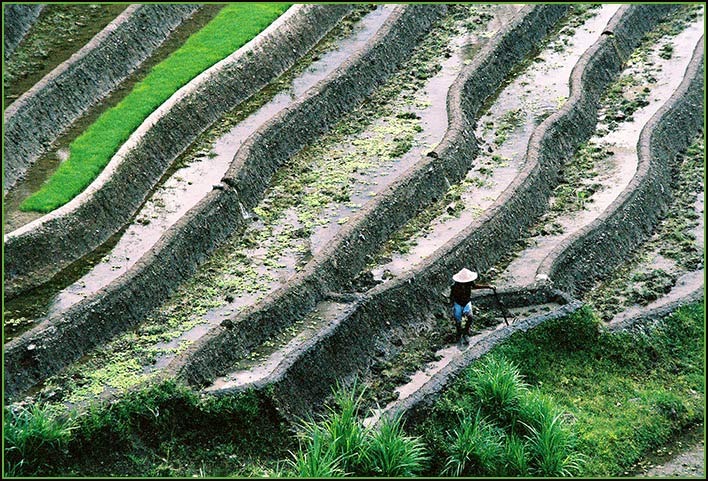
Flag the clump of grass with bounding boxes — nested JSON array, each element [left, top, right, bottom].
[[522, 400, 584, 477], [364, 414, 429, 477], [419, 353, 583, 477], [21, 3, 291, 213], [289, 425, 344, 477], [289, 382, 429, 477], [443, 410, 504, 476], [4, 403, 75, 476], [467, 354, 527, 429]]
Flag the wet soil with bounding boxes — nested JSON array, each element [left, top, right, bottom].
[[3, 4, 127, 107], [370, 4, 619, 283]]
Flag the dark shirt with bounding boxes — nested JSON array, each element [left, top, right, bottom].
[[451, 282, 472, 306]]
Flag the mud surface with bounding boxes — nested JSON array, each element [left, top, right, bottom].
[[642, 442, 705, 477], [498, 8, 704, 288], [370, 5, 617, 282]]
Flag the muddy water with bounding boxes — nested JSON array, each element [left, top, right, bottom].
[[309, 5, 523, 253], [498, 12, 705, 288], [3, 5, 226, 232], [371, 5, 621, 283], [18, 6, 396, 320]]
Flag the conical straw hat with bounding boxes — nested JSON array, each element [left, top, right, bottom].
[[452, 268, 478, 283]]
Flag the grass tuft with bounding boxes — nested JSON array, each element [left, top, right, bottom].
[[363, 414, 429, 477]]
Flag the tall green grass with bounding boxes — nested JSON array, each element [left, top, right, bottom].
[[420, 303, 704, 477], [21, 3, 291, 213], [4, 404, 75, 476], [289, 382, 429, 477]]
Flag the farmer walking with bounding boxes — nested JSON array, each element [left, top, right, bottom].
[[450, 268, 494, 344]]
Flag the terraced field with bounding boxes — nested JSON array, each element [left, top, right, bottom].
[[3, 3, 705, 478]]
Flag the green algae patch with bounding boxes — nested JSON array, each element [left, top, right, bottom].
[[20, 3, 291, 213]]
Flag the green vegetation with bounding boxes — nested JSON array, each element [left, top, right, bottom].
[[20, 3, 290, 213], [4, 381, 291, 477], [425, 303, 704, 477], [290, 385, 428, 477], [3, 4, 128, 106], [418, 354, 584, 477]]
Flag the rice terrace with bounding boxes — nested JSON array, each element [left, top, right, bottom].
[[2, 2, 705, 478]]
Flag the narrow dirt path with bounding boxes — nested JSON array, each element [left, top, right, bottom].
[[641, 442, 705, 478]]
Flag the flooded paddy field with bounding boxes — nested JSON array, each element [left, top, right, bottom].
[[2, 4, 704, 478]]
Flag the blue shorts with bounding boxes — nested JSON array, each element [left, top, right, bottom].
[[453, 302, 472, 324]]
